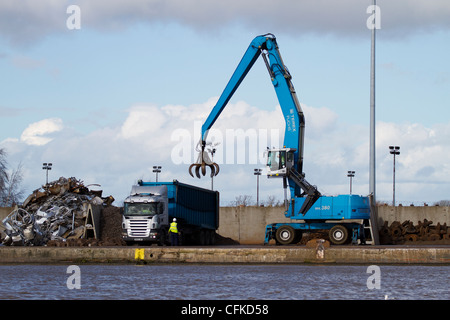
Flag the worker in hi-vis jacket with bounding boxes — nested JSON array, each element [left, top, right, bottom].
[[169, 218, 179, 246]]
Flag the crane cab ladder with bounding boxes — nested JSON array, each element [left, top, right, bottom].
[[364, 194, 380, 245], [362, 219, 375, 245], [351, 219, 376, 245], [353, 196, 379, 245]]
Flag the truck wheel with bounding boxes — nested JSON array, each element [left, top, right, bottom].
[[199, 230, 206, 246], [204, 230, 211, 246], [275, 226, 296, 245], [204, 230, 213, 246], [178, 232, 184, 245], [158, 230, 167, 246], [329, 225, 349, 245], [209, 230, 216, 245]]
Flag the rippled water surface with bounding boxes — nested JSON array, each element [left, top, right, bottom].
[[0, 264, 448, 300]]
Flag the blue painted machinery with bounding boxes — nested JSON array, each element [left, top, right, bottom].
[[190, 34, 373, 245]]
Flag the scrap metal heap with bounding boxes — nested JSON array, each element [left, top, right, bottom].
[[1, 177, 117, 246], [379, 219, 449, 244]]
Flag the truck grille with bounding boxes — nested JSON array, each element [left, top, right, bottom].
[[128, 219, 151, 237]]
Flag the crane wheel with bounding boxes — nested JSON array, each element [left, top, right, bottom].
[[329, 225, 349, 245], [275, 225, 297, 245]]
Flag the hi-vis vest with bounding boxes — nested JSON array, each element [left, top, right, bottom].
[[169, 222, 178, 233]]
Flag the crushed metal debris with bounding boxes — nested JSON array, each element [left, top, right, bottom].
[[379, 219, 449, 244], [1, 177, 117, 246]]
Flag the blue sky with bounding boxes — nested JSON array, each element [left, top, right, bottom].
[[1, 1, 450, 206]]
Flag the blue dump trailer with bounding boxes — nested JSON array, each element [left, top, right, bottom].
[[264, 194, 373, 245], [122, 180, 219, 245]]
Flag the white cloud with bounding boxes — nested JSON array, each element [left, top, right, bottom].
[[20, 118, 64, 146], [80, 0, 450, 36], [303, 104, 338, 137], [0, 0, 67, 46], [4, 98, 450, 205], [376, 121, 450, 184], [120, 105, 166, 139], [11, 55, 45, 69], [2, 1, 450, 46]]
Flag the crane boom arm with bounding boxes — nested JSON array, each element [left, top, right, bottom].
[[201, 34, 304, 175], [191, 34, 320, 214]]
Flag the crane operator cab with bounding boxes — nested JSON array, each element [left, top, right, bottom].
[[266, 148, 296, 177]]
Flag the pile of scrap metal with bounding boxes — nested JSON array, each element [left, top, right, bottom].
[[379, 219, 449, 244], [1, 177, 114, 246]]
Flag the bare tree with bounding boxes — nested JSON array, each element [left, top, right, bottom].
[[433, 200, 450, 206], [0, 148, 8, 198], [264, 195, 282, 207], [0, 149, 25, 206], [230, 195, 253, 207], [2, 162, 25, 206]]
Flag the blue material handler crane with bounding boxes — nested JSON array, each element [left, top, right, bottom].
[[189, 34, 374, 245]]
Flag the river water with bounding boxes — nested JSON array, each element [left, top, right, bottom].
[[0, 264, 448, 300]]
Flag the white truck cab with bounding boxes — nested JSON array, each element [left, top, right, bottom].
[[122, 185, 169, 244]]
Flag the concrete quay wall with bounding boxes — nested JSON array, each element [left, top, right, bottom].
[[217, 205, 450, 244], [1, 246, 449, 265], [2, 205, 449, 245]]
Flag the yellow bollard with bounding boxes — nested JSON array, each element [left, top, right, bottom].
[[134, 248, 145, 261]]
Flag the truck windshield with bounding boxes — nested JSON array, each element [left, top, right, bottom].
[[124, 202, 163, 216]]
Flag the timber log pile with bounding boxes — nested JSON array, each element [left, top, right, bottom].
[[379, 219, 449, 244]]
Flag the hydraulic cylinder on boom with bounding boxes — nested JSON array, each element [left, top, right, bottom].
[[189, 33, 321, 215]]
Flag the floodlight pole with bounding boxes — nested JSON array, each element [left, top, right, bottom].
[[389, 146, 400, 206], [152, 166, 162, 183], [254, 169, 262, 206], [42, 163, 52, 186], [347, 171, 355, 195], [369, 0, 377, 203]]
